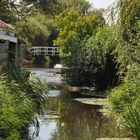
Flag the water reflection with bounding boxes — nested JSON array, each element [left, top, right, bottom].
[[29, 69, 127, 140], [30, 90, 127, 140], [29, 68, 63, 83], [48, 90, 61, 97]]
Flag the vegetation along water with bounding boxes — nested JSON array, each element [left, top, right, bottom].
[[0, 0, 140, 139]]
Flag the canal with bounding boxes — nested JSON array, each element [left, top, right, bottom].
[[28, 68, 127, 140]]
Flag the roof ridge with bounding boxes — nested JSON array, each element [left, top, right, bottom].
[[0, 20, 14, 30]]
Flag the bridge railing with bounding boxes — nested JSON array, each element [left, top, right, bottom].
[[30, 47, 60, 56]]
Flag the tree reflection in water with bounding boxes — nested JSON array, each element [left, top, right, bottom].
[[42, 90, 128, 140]]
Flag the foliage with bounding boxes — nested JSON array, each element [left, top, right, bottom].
[[0, 0, 36, 23], [109, 64, 140, 111], [113, 0, 140, 78], [118, 0, 140, 45], [64, 26, 119, 89], [109, 64, 140, 138], [15, 12, 52, 47], [109, 0, 140, 111], [108, 0, 140, 132], [81, 26, 118, 90], [0, 0, 18, 23], [5, 64, 48, 114], [54, 8, 105, 87], [27, 0, 90, 16], [27, 0, 59, 15], [1, 0, 140, 138], [58, 0, 91, 14], [15, 0, 37, 18], [54, 9, 104, 57], [0, 75, 34, 139], [123, 106, 140, 139], [0, 64, 48, 139]]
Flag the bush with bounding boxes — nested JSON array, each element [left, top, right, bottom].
[[109, 64, 140, 138]]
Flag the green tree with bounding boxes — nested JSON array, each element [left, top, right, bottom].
[[0, 0, 18, 23], [22, 0, 60, 16], [81, 26, 118, 90], [108, 0, 140, 138], [0, 0, 36, 23], [55, 9, 104, 57], [15, 12, 52, 47], [118, 0, 140, 44], [29, 0, 90, 15], [58, 0, 91, 14], [114, 0, 140, 73], [54, 9, 105, 86]]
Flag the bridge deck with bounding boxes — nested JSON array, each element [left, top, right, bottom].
[[30, 47, 60, 56]]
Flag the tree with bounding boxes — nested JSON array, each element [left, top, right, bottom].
[[55, 9, 104, 56], [54, 8, 105, 86], [108, 1, 140, 138], [0, 0, 37, 23], [0, 0, 18, 23], [15, 12, 52, 47], [21, 0, 59, 15], [112, 0, 140, 77], [82, 26, 118, 90], [25, 0, 91, 16], [118, 0, 140, 44], [58, 0, 91, 14]]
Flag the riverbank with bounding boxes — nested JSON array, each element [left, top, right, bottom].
[[50, 82, 107, 98], [27, 68, 106, 98], [0, 66, 48, 139]]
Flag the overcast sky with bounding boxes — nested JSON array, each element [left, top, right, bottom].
[[87, 0, 116, 9]]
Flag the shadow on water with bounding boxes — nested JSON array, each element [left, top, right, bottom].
[[28, 69, 128, 140]]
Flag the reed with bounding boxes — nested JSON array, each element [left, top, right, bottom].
[[0, 63, 48, 139]]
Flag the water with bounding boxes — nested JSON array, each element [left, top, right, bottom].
[[29, 68, 63, 83], [29, 68, 127, 140]]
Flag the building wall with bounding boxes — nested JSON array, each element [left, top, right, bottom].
[[0, 26, 18, 64], [0, 28, 15, 36], [0, 41, 8, 62]]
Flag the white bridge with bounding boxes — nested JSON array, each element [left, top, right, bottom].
[[30, 47, 60, 56]]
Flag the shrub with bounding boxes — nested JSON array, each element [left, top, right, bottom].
[[109, 64, 140, 138]]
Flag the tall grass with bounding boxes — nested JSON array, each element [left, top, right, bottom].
[[4, 63, 48, 114], [0, 75, 34, 139], [123, 106, 140, 139], [0, 64, 48, 139], [108, 65, 140, 139]]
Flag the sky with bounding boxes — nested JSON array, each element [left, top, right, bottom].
[[87, 0, 116, 9]]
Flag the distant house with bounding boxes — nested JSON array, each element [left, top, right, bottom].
[[0, 20, 18, 63]]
